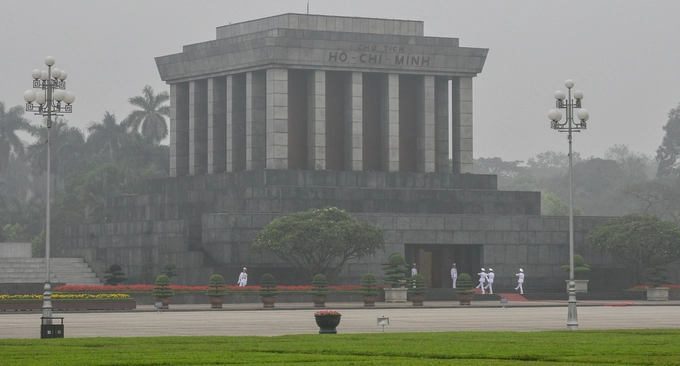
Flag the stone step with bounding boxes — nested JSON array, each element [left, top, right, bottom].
[[0, 257, 101, 286]]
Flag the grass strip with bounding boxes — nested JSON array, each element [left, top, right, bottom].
[[1, 329, 679, 365]]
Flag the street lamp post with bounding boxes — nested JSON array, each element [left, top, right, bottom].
[[547, 79, 589, 330], [23, 56, 75, 325]]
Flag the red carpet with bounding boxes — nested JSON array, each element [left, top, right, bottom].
[[499, 293, 528, 302]]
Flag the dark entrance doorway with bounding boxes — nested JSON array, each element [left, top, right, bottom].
[[405, 244, 482, 288]]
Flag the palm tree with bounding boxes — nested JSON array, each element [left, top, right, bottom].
[[0, 101, 31, 177], [122, 85, 170, 143], [87, 111, 128, 162]]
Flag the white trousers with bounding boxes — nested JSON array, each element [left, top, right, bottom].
[[476, 281, 485, 294], [515, 282, 523, 294], [484, 282, 493, 294], [452, 276, 457, 288]]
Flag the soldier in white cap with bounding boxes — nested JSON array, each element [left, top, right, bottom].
[[476, 268, 488, 294], [485, 268, 495, 294], [238, 267, 248, 287], [451, 263, 458, 288], [515, 268, 524, 294], [411, 263, 418, 276]]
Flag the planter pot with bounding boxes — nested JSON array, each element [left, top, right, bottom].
[[261, 296, 276, 308], [208, 296, 224, 309], [314, 314, 341, 334], [410, 294, 426, 306], [384, 288, 407, 303], [565, 280, 589, 293], [311, 295, 327, 308], [155, 297, 171, 309], [362, 295, 378, 307], [456, 292, 474, 305], [646, 287, 669, 301]]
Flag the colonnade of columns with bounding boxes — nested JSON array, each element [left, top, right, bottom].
[[169, 68, 473, 177]]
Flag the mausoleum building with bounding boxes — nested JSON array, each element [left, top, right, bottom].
[[58, 14, 631, 291]]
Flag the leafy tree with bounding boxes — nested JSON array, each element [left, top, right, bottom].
[[309, 274, 330, 297], [205, 274, 228, 297], [605, 144, 655, 183], [0, 101, 31, 178], [252, 207, 385, 282], [624, 177, 680, 225], [541, 191, 583, 216], [26, 118, 85, 188], [359, 273, 379, 296], [586, 214, 680, 283], [656, 102, 680, 177], [31, 230, 45, 258], [644, 255, 669, 288], [122, 85, 170, 143], [2, 223, 26, 242], [560, 254, 591, 279]]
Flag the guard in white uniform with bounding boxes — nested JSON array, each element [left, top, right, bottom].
[[515, 268, 524, 294], [485, 268, 495, 294], [411, 263, 418, 276], [238, 267, 248, 287], [476, 268, 488, 294], [451, 263, 458, 288]]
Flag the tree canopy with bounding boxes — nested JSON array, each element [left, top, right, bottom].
[[586, 214, 680, 283], [251, 207, 385, 282], [122, 85, 170, 143], [656, 102, 680, 177]]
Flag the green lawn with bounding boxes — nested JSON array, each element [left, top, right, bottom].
[[1, 330, 679, 365]]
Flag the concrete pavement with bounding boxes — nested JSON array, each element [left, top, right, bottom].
[[1, 299, 679, 339]]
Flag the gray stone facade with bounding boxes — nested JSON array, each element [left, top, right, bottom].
[[56, 14, 656, 291]]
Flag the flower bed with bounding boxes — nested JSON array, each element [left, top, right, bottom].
[[0, 293, 136, 311], [54, 284, 367, 294]]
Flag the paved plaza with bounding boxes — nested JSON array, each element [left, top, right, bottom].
[[2, 301, 679, 339]]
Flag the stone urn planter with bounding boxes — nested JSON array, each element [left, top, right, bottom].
[[410, 294, 426, 306], [456, 292, 474, 305], [384, 288, 407, 303], [314, 310, 342, 334], [260, 296, 277, 308], [565, 280, 589, 293], [646, 287, 670, 301]]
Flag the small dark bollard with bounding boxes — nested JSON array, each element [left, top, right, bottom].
[[40, 317, 64, 339], [314, 310, 341, 334]]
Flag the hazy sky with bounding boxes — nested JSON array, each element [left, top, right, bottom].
[[2, 0, 679, 162]]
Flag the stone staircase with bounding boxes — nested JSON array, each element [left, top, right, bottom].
[[0, 258, 102, 285]]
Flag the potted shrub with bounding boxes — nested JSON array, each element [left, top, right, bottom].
[[309, 274, 330, 307], [103, 264, 127, 286], [258, 273, 279, 308], [161, 262, 179, 279], [561, 254, 591, 293], [408, 274, 428, 306], [382, 253, 408, 303], [455, 273, 474, 305], [314, 309, 342, 334], [205, 274, 229, 308], [645, 255, 670, 301], [152, 275, 174, 309], [359, 273, 380, 307]]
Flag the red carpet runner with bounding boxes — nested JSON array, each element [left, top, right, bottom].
[[498, 293, 528, 302]]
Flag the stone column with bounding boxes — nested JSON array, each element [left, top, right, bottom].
[[246, 71, 267, 170], [451, 77, 473, 174], [266, 68, 288, 169], [170, 82, 189, 177], [227, 74, 246, 172], [417, 75, 436, 173], [345, 72, 363, 171], [381, 73, 399, 172], [435, 77, 450, 173], [307, 70, 325, 170], [207, 77, 226, 174], [189, 79, 208, 176]]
